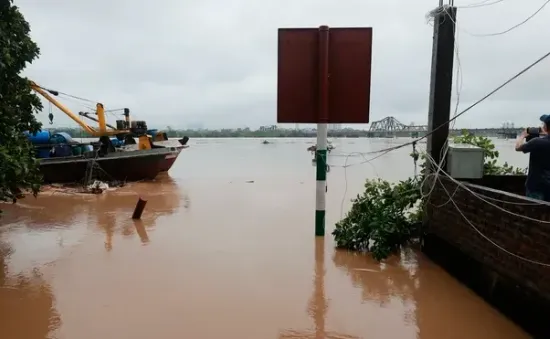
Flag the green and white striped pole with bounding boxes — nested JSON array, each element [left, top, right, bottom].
[[315, 123, 328, 236], [315, 25, 330, 237]]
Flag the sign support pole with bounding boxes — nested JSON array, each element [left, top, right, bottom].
[[315, 26, 330, 237], [315, 123, 328, 236]]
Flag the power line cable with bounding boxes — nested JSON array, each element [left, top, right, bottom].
[[477, 0, 550, 37], [459, 0, 505, 9], [440, 1, 550, 37], [339, 48, 550, 169]]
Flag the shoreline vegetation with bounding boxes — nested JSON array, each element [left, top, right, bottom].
[[49, 127, 370, 138], [49, 126, 517, 139]]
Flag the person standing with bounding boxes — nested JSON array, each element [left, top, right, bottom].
[[515, 115, 550, 201]]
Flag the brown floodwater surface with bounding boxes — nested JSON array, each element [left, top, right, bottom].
[[0, 138, 530, 338]]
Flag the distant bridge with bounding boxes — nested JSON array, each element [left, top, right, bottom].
[[368, 117, 427, 136], [367, 116, 521, 138]]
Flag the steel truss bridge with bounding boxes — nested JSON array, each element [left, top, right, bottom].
[[367, 116, 521, 138]]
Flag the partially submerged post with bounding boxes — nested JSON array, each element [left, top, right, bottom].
[[277, 26, 373, 236], [132, 197, 148, 219]]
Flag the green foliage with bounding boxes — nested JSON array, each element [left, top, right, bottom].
[[453, 130, 527, 175], [333, 178, 422, 261], [334, 131, 526, 261], [0, 1, 43, 204]]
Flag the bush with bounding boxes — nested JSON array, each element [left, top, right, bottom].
[[333, 178, 422, 260]]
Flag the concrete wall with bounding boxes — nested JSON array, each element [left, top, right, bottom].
[[423, 175, 550, 337]]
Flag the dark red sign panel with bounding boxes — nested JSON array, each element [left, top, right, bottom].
[[277, 26, 373, 124]]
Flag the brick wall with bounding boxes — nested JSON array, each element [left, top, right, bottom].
[[424, 176, 550, 337], [462, 175, 526, 195]]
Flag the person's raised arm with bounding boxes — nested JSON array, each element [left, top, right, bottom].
[[516, 131, 541, 153], [515, 129, 528, 151]]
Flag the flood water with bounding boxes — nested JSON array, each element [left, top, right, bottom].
[[0, 138, 530, 338]]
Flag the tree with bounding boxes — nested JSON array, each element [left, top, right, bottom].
[[0, 1, 43, 203]]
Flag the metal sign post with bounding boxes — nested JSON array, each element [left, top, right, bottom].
[[277, 25, 373, 236]]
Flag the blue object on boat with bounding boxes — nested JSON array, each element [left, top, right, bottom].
[[52, 145, 73, 157], [147, 129, 158, 137], [82, 145, 94, 152], [36, 148, 51, 158], [110, 138, 123, 147], [50, 132, 74, 144], [25, 131, 51, 144]]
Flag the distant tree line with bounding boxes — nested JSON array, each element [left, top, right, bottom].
[[49, 127, 370, 138]]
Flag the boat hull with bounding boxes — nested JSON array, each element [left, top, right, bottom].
[[152, 140, 188, 172], [39, 149, 172, 184], [159, 147, 182, 172]]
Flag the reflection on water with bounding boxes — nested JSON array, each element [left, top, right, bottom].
[[1, 175, 185, 253], [280, 238, 359, 339], [332, 248, 529, 338], [133, 220, 150, 244], [0, 241, 61, 339], [0, 139, 530, 338]]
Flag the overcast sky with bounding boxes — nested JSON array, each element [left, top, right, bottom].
[[16, 0, 550, 130]]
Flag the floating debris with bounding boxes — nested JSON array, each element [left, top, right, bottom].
[[86, 180, 110, 194], [40, 179, 124, 195]]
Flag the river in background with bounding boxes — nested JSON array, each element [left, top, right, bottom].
[[0, 138, 530, 339]]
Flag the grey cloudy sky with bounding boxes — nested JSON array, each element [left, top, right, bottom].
[[16, 0, 550, 130]]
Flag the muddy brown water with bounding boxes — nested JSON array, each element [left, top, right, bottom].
[[0, 138, 530, 338]]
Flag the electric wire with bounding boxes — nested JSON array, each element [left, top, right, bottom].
[[459, 0, 505, 8]]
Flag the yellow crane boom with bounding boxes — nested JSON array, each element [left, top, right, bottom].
[[29, 81, 129, 137]]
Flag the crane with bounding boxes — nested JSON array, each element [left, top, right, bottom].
[[29, 81, 131, 137]]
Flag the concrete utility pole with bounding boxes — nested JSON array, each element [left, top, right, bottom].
[[426, 4, 456, 170], [422, 4, 457, 249]]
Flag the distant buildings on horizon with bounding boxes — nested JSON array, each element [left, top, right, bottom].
[[182, 123, 350, 132]]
